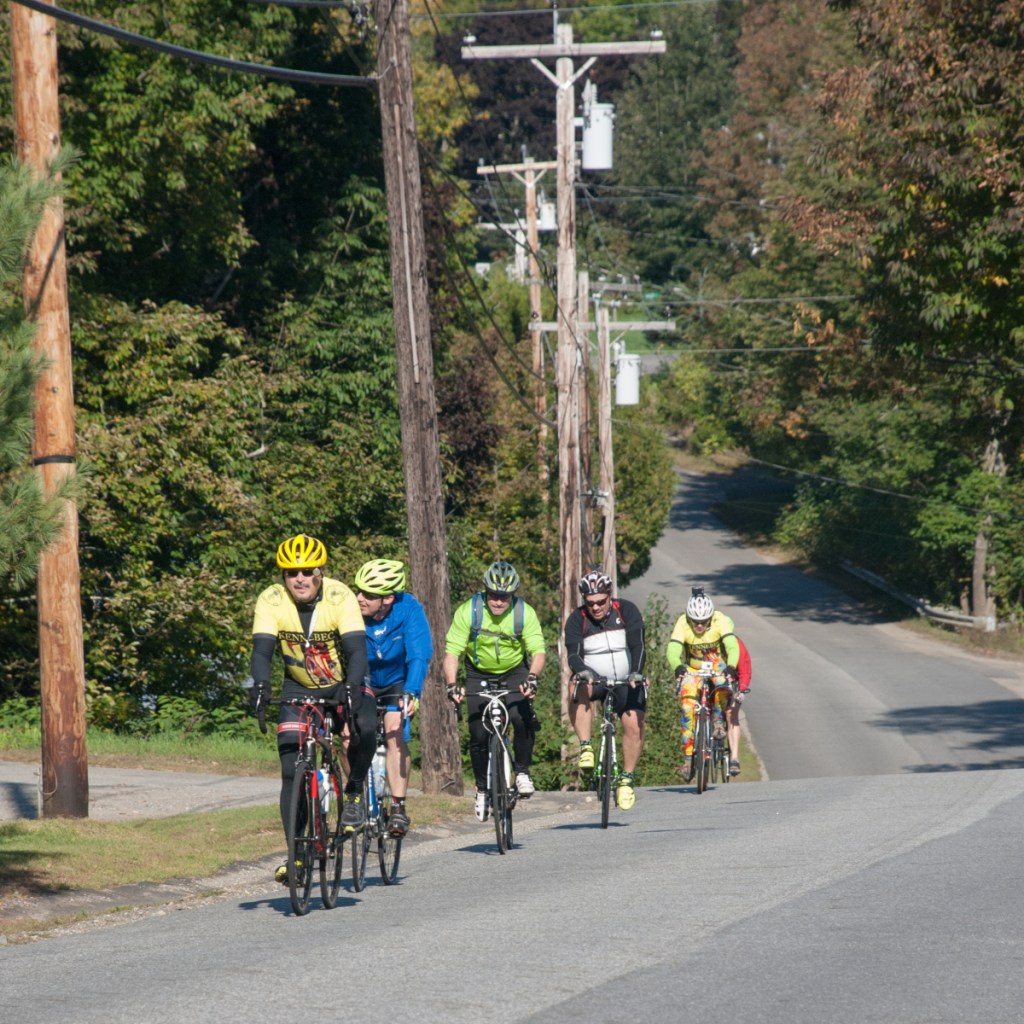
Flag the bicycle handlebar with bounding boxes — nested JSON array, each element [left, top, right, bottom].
[[256, 693, 346, 736]]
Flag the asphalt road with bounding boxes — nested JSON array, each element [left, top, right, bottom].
[[622, 469, 1024, 778], [3, 769, 1024, 1023], [5, 468, 1024, 1023]]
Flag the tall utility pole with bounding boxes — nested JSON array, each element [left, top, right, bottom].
[[375, 0, 460, 795], [463, 21, 666, 713], [476, 157, 556, 497], [11, 0, 88, 818]]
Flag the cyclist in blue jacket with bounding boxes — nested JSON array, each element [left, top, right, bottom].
[[351, 558, 433, 837]]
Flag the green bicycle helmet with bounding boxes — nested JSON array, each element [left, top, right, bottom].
[[353, 558, 407, 595], [482, 560, 520, 595]]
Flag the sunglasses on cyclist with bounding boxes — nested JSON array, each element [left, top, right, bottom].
[[485, 591, 511, 602], [284, 568, 318, 579], [585, 596, 609, 609], [356, 589, 385, 600], [689, 617, 711, 628]]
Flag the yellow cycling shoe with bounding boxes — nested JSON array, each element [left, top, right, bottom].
[[274, 860, 301, 885], [616, 778, 636, 810], [578, 744, 595, 770]]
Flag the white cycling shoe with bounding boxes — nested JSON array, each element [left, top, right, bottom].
[[474, 790, 489, 821], [515, 772, 535, 796]]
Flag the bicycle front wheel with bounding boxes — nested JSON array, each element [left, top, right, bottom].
[[286, 762, 316, 915], [319, 759, 343, 908], [694, 715, 710, 794], [351, 778, 371, 891], [377, 776, 402, 884], [600, 721, 615, 829], [490, 734, 511, 854]]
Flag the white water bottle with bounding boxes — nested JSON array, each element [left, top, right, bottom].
[[318, 769, 331, 812], [373, 747, 386, 799]]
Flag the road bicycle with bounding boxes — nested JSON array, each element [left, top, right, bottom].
[[582, 676, 646, 828], [683, 662, 731, 794], [449, 679, 519, 853], [259, 695, 345, 915], [352, 695, 409, 890], [481, 680, 519, 853]]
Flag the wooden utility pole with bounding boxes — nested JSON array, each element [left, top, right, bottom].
[[476, 157, 556, 498], [463, 21, 665, 720], [11, 0, 89, 817], [596, 307, 617, 591], [375, 0, 460, 794]]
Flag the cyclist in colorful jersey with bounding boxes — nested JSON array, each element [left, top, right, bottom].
[[666, 587, 741, 783], [443, 560, 546, 822], [563, 570, 647, 810], [722, 634, 752, 776], [249, 534, 374, 883], [352, 558, 432, 837]]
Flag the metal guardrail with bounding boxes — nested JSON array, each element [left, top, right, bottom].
[[841, 560, 996, 633]]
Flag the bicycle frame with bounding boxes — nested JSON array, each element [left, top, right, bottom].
[[593, 680, 622, 829], [262, 696, 345, 914], [479, 680, 518, 854], [354, 696, 406, 888], [689, 662, 732, 794]]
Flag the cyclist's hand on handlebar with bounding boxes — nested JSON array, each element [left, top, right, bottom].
[[249, 680, 270, 715], [250, 681, 271, 734], [446, 684, 465, 704], [724, 665, 739, 685], [627, 672, 645, 688], [673, 667, 686, 697], [401, 692, 420, 717], [521, 674, 539, 698]]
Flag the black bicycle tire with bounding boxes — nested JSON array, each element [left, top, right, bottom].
[[286, 762, 315, 915], [351, 778, 370, 891], [377, 774, 402, 884], [319, 757, 343, 908], [600, 714, 614, 829], [694, 714, 709, 794], [490, 732, 509, 854]]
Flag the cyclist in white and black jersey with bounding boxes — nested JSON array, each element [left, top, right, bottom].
[[563, 570, 647, 810]]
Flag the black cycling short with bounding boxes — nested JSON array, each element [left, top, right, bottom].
[[582, 679, 647, 716]]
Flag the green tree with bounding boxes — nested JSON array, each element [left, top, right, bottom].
[[0, 158, 72, 594]]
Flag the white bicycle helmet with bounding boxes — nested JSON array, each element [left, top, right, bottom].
[[686, 587, 714, 622]]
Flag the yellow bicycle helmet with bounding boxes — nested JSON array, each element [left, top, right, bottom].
[[276, 534, 328, 570], [353, 558, 406, 595]]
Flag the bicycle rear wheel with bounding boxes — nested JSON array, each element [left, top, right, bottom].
[[714, 736, 730, 785], [319, 759, 343, 908], [377, 776, 402, 884], [600, 719, 614, 829], [694, 715, 710, 794], [286, 762, 316, 915], [351, 778, 371, 891], [490, 734, 511, 853]]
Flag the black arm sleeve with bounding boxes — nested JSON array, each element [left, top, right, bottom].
[[250, 634, 277, 684], [341, 630, 369, 687], [563, 609, 590, 675]]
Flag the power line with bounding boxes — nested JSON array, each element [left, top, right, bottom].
[[11, 0, 375, 86]]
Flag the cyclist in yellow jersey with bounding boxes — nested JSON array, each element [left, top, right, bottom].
[[666, 587, 741, 783], [443, 561, 546, 821], [249, 534, 373, 883]]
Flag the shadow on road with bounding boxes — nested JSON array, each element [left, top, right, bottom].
[[875, 698, 1024, 771], [656, 470, 895, 627]]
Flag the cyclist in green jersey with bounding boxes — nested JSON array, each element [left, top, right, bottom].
[[443, 561, 546, 821]]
